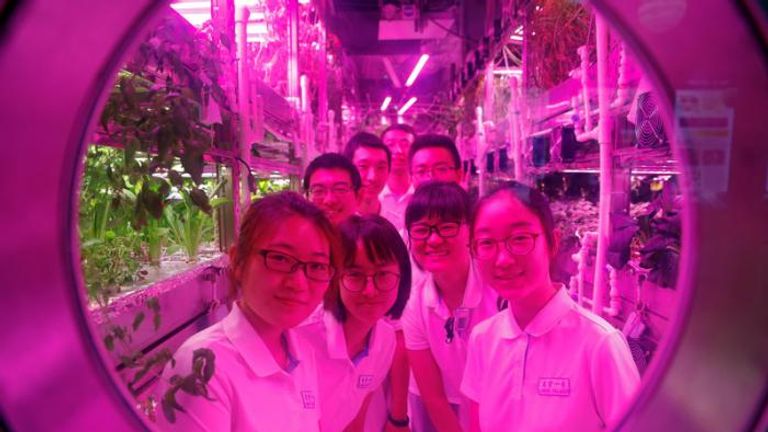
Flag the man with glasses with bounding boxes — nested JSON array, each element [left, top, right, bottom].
[[380, 124, 417, 232], [303, 153, 361, 225], [408, 134, 464, 188]]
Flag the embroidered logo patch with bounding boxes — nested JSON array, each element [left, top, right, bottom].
[[301, 390, 316, 409], [357, 374, 374, 389], [537, 378, 570, 397]]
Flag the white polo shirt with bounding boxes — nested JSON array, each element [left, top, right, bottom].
[[379, 184, 414, 233], [461, 288, 640, 432], [297, 309, 396, 432], [401, 261, 500, 404], [155, 303, 321, 431]]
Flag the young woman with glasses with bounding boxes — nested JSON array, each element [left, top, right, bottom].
[[297, 214, 411, 432], [401, 181, 500, 432], [461, 181, 640, 432], [156, 192, 342, 431]]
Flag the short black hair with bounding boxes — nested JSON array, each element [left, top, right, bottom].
[[303, 153, 362, 193], [405, 181, 471, 230], [381, 123, 416, 140], [471, 180, 556, 249], [326, 215, 412, 321], [343, 132, 392, 170], [408, 134, 462, 169]]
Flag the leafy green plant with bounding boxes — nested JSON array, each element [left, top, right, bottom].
[[142, 217, 169, 266], [165, 180, 228, 261], [528, 0, 592, 89], [81, 231, 144, 301], [96, 15, 237, 225]]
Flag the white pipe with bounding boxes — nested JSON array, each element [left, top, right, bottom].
[[576, 128, 598, 142], [574, 232, 596, 307], [287, 0, 300, 110], [577, 45, 593, 134], [508, 77, 523, 180], [611, 41, 631, 109], [605, 265, 621, 317], [484, 64, 495, 124], [475, 106, 487, 196], [327, 110, 337, 152], [236, 6, 251, 213], [591, 14, 614, 316]]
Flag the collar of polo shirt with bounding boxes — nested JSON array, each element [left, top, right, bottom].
[[223, 302, 301, 376], [323, 309, 383, 363], [499, 284, 570, 339], [423, 260, 484, 312]]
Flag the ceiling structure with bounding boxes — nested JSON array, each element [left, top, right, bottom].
[[326, 0, 476, 120]]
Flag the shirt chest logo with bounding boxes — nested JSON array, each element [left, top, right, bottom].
[[357, 374, 374, 389], [300, 390, 316, 409], [537, 378, 570, 397]]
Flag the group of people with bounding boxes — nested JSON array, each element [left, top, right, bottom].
[[155, 125, 640, 432]]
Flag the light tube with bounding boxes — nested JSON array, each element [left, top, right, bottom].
[[380, 96, 392, 111], [397, 97, 417, 115], [405, 54, 429, 87]]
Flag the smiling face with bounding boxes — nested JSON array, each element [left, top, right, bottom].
[[409, 215, 470, 274], [352, 146, 389, 201], [308, 168, 358, 225], [234, 215, 332, 330], [410, 147, 462, 187], [340, 242, 399, 326], [472, 193, 555, 302]]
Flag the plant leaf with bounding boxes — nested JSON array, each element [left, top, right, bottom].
[[180, 149, 204, 185], [189, 188, 213, 214], [168, 170, 184, 187], [153, 312, 162, 331], [132, 311, 146, 331], [104, 334, 115, 351]]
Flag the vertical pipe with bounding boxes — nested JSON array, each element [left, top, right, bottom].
[[475, 106, 487, 197], [606, 265, 621, 316], [578, 46, 593, 134], [318, 16, 328, 117], [328, 109, 337, 152], [509, 76, 524, 180], [236, 6, 251, 217], [484, 63, 495, 124], [612, 41, 629, 109], [287, 0, 300, 109], [591, 14, 613, 315], [300, 74, 308, 113]]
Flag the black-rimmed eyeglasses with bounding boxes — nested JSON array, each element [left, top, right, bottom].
[[471, 233, 540, 260], [258, 250, 335, 282], [341, 270, 400, 292], [408, 222, 462, 240]]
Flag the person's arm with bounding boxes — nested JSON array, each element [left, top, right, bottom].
[[408, 348, 463, 432], [343, 392, 374, 432], [385, 329, 410, 431], [591, 331, 641, 426]]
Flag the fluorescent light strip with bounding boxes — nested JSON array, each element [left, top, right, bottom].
[[510, 35, 523, 41], [171, 1, 210, 11], [514, 25, 523, 35], [397, 97, 417, 115], [405, 54, 429, 87], [493, 68, 523, 76], [380, 96, 392, 111], [174, 12, 211, 26]]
